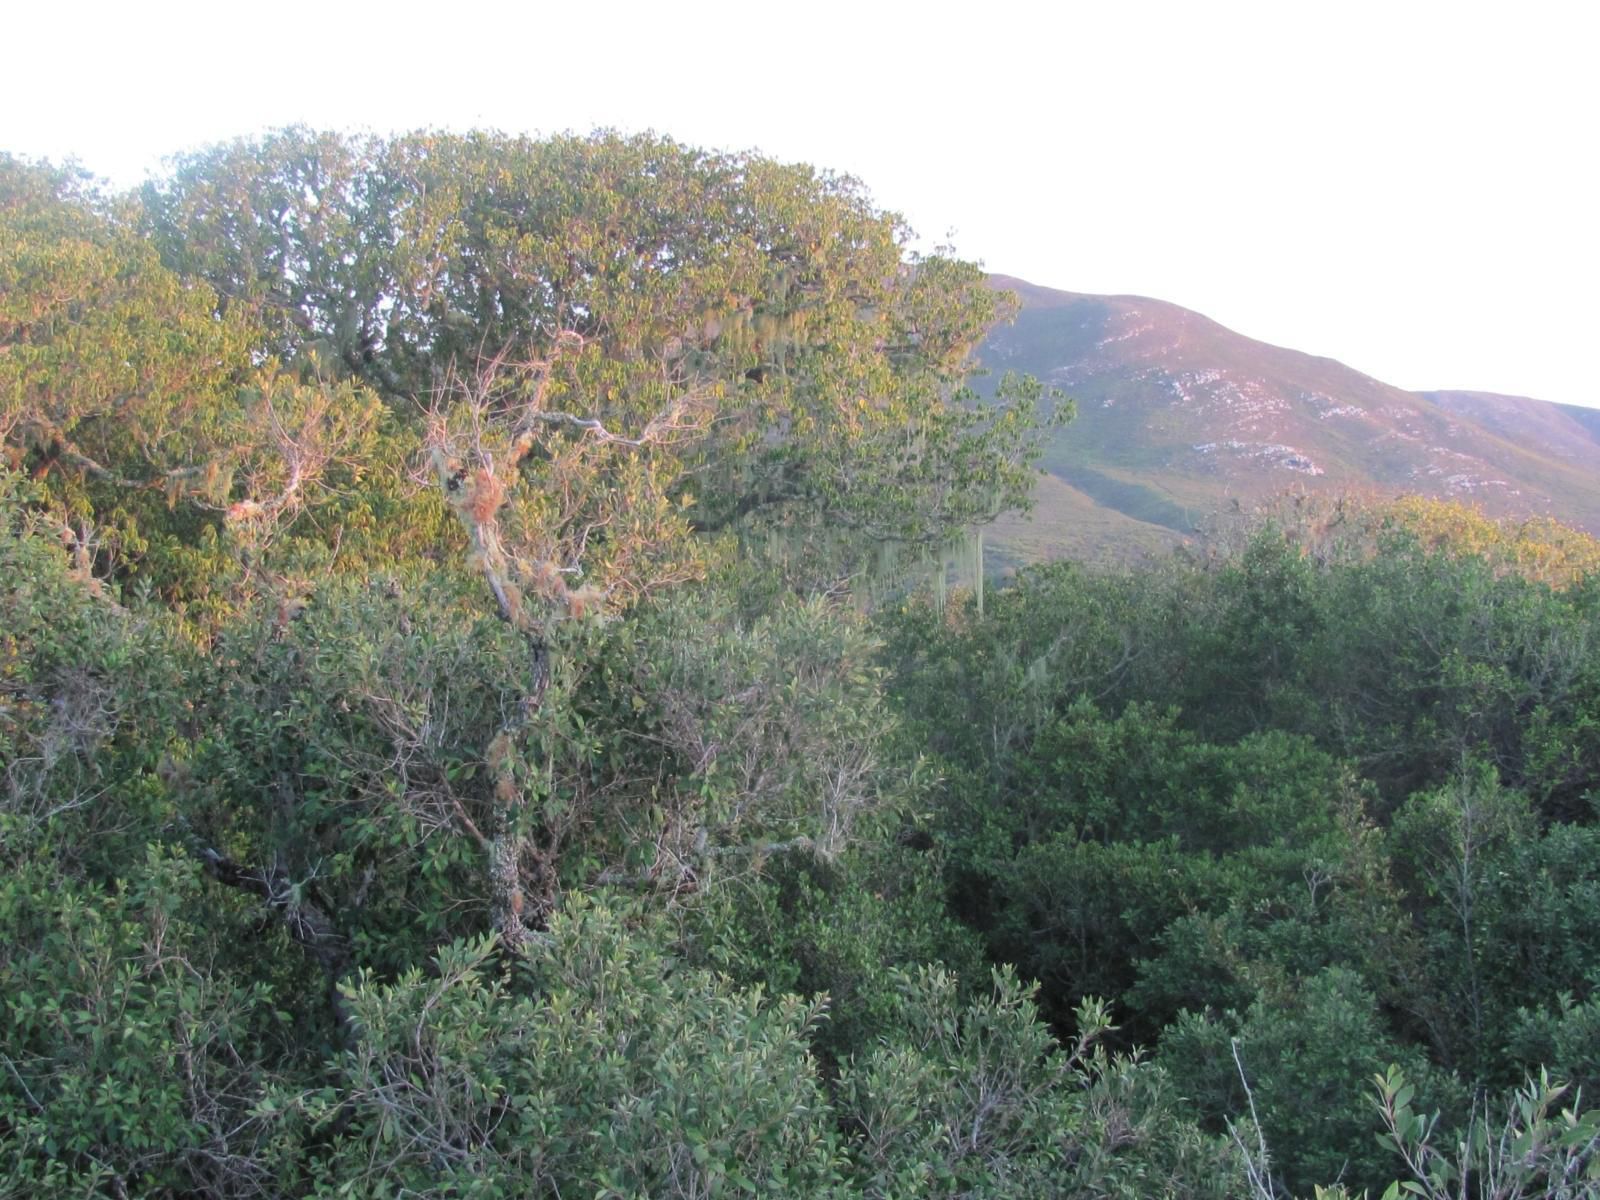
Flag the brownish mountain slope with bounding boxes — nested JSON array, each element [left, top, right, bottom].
[[980, 276, 1600, 562]]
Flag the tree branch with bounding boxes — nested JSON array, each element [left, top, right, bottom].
[[199, 847, 359, 1043]]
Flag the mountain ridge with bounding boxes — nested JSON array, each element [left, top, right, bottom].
[[979, 275, 1600, 564]]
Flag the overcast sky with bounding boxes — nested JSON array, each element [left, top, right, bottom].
[[8, 0, 1596, 407]]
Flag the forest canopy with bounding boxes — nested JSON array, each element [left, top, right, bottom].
[[4, 132, 1600, 1199]]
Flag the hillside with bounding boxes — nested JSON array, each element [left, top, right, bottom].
[[981, 276, 1600, 562]]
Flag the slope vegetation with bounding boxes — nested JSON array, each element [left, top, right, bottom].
[[982, 276, 1600, 560]]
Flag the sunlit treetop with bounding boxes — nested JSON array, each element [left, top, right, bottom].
[[141, 130, 1056, 561]]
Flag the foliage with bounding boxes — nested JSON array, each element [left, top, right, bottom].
[[1361, 1064, 1600, 1200], [138, 128, 1059, 580], [7, 125, 1600, 1199], [306, 900, 846, 1199], [0, 128, 1089, 1198], [1160, 967, 1441, 1194], [838, 970, 1242, 1198], [880, 507, 1600, 1195], [2, 850, 297, 1198], [682, 840, 987, 1066], [2, 155, 397, 619]]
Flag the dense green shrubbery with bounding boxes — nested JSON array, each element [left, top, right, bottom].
[[5, 138, 1600, 1197], [9, 463, 1600, 1199], [882, 516, 1600, 1195]]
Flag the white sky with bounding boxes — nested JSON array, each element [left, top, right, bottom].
[[7, 0, 1597, 408]]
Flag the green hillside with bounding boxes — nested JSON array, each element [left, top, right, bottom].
[[981, 276, 1600, 562]]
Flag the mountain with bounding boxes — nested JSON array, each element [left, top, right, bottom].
[[979, 276, 1600, 564]]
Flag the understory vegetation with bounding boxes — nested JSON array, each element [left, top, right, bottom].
[[4, 133, 1599, 1198]]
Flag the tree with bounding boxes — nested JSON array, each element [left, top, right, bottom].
[[0, 131, 1063, 977], [141, 129, 1057, 571], [1, 154, 389, 614], [2, 128, 1106, 1195]]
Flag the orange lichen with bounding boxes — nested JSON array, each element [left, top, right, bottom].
[[495, 772, 518, 805], [500, 581, 525, 626], [526, 559, 567, 603], [565, 584, 606, 619], [465, 468, 505, 525]]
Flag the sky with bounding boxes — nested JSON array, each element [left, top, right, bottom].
[[7, 0, 1597, 408]]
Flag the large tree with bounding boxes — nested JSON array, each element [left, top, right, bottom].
[[6, 136, 1063, 990], [140, 129, 1055, 563]]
